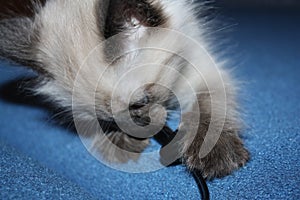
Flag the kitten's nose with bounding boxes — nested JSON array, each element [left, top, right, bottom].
[[129, 95, 149, 110]]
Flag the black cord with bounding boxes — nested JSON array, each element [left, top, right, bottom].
[[156, 126, 210, 200], [192, 170, 210, 200]]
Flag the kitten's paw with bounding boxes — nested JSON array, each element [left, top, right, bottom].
[[92, 131, 150, 163], [184, 133, 249, 179]]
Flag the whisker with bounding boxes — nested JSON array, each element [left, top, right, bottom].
[[206, 23, 238, 35]]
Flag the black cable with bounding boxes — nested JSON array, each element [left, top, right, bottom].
[[156, 126, 210, 200], [192, 170, 210, 200]]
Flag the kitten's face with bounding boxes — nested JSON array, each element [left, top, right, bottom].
[[33, 0, 181, 126], [0, 0, 199, 128]]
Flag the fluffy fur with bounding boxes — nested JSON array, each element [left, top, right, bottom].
[[0, 0, 249, 179]]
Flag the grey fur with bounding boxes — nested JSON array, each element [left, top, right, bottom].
[[182, 94, 249, 179], [0, 18, 34, 65]]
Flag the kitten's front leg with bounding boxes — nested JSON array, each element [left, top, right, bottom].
[[180, 95, 249, 179], [92, 131, 150, 163]]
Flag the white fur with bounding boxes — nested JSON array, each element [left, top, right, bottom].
[[32, 0, 237, 124]]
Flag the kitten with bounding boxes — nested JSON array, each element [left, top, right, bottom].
[[0, 0, 249, 179]]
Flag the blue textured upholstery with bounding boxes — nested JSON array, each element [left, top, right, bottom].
[[1, 11, 299, 199]]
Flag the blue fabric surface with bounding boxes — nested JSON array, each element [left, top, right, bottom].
[[0, 11, 299, 199], [0, 141, 94, 200]]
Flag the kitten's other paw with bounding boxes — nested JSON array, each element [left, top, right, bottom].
[[184, 133, 249, 179], [92, 131, 150, 163]]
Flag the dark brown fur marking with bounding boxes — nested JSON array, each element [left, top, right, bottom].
[[104, 0, 167, 39]]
